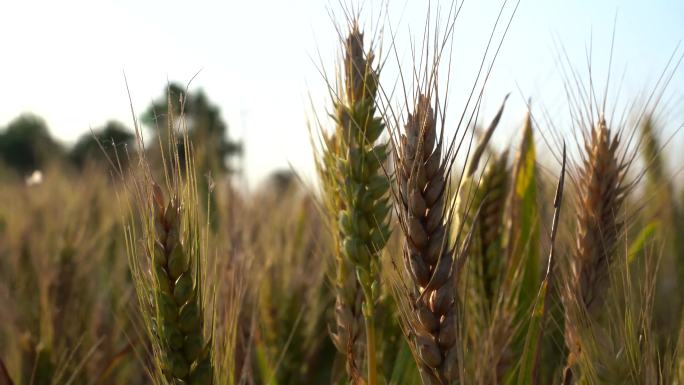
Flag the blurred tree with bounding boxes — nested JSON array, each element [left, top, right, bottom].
[[70, 121, 135, 170], [264, 169, 297, 195], [141, 83, 242, 176], [0, 114, 64, 175]]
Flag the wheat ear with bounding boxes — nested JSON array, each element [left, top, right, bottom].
[[323, 23, 390, 385], [573, 118, 625, 319], [473, 150, 510, 311], [150, 184, 213, 385], [395, 94, 464, 385], [564, 117, 626, 373]]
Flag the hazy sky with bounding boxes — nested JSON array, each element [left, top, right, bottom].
[[1, 0, 682, 186]]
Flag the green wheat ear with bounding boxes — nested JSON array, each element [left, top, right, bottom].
[[150, 183, 213, 385], [119, 80, 220, 385], [321, 22, 391, 385]]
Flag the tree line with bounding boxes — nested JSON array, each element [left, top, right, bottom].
[[0, 83, 242, 178]]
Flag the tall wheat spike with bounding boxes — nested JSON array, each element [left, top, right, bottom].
[[321, 129, 367, 382], [639, 114, 684, 333], [394, 94, 463, 385], [503, 111, 541, 319], [563, 117, 627, 380], [149, 185, 213, 385], [573, 118, 625, 318], [315, 21, 390, 385], [472, 150, 509, 312], [124, 90, 214, 385], [470, 150, 513, 385], [316, 96, 367, 383]]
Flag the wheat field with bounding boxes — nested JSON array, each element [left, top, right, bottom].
[[1, 3, 684, 385]]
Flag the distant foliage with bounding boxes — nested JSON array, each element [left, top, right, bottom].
[[0, 114, 64, 175], [142, 83, 242, 175], [70, 121, 135, 170]]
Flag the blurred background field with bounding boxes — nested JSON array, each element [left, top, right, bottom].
[[1, 1, 684, 385]]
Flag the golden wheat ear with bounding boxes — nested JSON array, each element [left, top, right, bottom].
[[392, 93, 473, 385], [560, 113, 633, 383], [567, 118, 626, 326]]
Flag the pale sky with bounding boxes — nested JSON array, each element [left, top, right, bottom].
[[1, 0, 682, 186]]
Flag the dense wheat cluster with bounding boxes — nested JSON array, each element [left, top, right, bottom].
[[1, 4, 684, 385]]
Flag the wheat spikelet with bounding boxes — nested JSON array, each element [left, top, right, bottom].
[[640, 115, 666, 187], [315, 121, 367, 381], [564, 117, 626, 372], [504, 111, 541, 310], [316, 22, 390, 385], [319, 134, 367, 381], [471, 151, 512, 385], [573, 118, 625, 319], [149, 183, 213, 385], [395, 94, 461, 385], [474, 150, 509, 311], [639, 113, 684, 339], [331, 268, 366, 381]]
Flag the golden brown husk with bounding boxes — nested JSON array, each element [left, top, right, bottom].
[[565, 118, 626, 367], [396, 94, 459, 385]]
